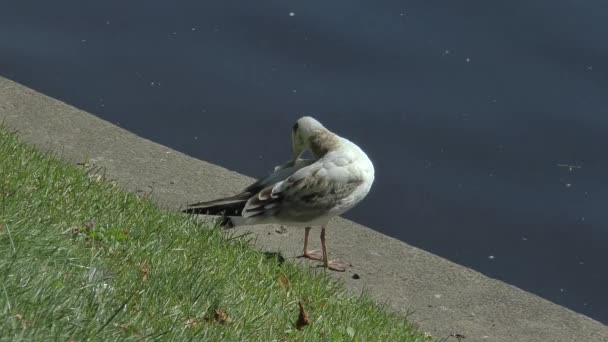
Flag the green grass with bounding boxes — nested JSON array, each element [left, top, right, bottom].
[[0, 127, 428, 341]]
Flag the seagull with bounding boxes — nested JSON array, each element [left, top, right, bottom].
[[183, 116, 375, 271]]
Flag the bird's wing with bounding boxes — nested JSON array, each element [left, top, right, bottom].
[[243, 158, 315, 194], [273, 158, 313, 172], [242, 153, 364, 222], [183, 158, 315, 215]]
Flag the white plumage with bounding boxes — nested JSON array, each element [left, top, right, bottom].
[[183, 116, 375, 271]]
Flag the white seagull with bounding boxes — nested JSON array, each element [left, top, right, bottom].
[[183, 116, 375, 271]]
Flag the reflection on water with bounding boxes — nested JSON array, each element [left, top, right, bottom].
[[1, 0, 607, 323]]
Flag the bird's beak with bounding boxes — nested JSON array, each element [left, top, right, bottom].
[[292, 132, 304, 161], [293, 148, 303, 161]]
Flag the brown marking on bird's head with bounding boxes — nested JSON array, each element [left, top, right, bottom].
[[292, 116, 340, 159], [308, 130, 341, 158]]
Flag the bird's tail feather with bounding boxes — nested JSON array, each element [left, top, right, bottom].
[[185, 192, 250, 208], [182, 193, 252, 228], [182, 193, 249, 215]]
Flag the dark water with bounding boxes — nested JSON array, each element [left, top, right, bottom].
[[1, 0, 607, 323]]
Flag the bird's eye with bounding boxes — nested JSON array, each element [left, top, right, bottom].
[[292, 122, 299, 133]]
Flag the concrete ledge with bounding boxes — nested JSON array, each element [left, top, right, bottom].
[[1, 76, 606, 341]]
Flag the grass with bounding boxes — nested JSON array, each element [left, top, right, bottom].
[[0, 127, 428, 341]]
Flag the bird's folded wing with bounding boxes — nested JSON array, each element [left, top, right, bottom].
[[242, 156, 362, 220], [184, 159, 315, 215], [243, 158, 315, 194], [273, 158, 313, 172]]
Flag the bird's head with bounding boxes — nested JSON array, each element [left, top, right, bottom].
[[291, 116, 326, 160]]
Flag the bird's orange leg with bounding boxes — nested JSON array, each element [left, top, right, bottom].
[[301, 226, 323, 260], [320, 226, 349, 272]]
